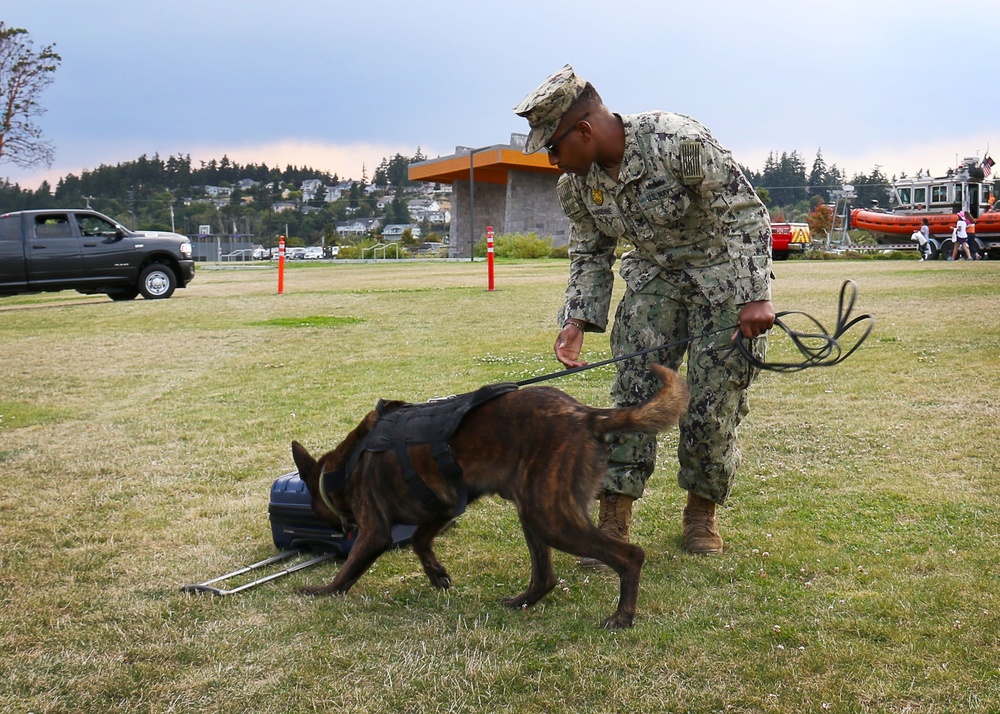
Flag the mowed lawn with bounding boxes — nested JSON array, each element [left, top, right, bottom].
[[1, 258, 997, 713]]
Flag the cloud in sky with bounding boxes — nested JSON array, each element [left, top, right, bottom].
[[3, 0, 998, 190]]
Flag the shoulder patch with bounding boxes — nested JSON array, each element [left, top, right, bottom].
[[556, 175, 589, 221], [679, 140, 704, 181]]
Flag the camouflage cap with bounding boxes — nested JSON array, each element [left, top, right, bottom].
[[513, 64, 587, 154]]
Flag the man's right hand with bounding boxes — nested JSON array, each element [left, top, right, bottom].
[[554, 323, 588, 368]]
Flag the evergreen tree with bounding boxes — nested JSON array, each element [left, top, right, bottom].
[[759, 151, 808, 206], [849, 166, 892, 209], [808, 150, 828, 201]]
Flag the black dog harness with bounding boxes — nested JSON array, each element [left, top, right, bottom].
[[319, 383, 518, 520]]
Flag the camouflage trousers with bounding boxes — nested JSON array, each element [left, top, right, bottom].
[[605, 273, 766, 505]]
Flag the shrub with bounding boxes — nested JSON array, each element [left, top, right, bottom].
[[337, 244, 364, 259], [474, 232, 553, 259]]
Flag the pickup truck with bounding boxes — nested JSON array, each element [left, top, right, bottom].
[[0, 209, 195, 300]]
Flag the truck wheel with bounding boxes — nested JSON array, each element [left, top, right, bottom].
[[920, 242, 938, 261], [138, 264, 177, 299]]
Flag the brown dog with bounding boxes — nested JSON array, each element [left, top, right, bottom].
[[291, 364, 688, 629]]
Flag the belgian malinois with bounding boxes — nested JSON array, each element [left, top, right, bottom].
[[291, 364, 688, 629]]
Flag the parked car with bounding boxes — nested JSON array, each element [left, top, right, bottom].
[[303, 246, 325, 260], [285, 247, 307, 260]]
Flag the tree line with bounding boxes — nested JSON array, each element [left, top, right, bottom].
[[745, 149, 892, 221], [0, 150, 438, 247]]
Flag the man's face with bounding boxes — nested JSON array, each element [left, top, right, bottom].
[[545, 113, 593, 176]]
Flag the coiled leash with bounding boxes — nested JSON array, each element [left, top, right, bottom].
[[516, 280, 874, 387]]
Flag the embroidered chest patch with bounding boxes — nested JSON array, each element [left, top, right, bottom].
[[591, 189, 604, 206]]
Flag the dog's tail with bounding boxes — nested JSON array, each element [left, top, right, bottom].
[[589, 365, 689, 437]]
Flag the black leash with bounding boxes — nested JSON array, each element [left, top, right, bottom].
[[516, 280, 874, 387]]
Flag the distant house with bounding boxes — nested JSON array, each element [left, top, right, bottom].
[[300, 178, 345, 203], [407, 198, 440, 214], [382, 223, 422, 241], [424, 210, 451, 224], [300, 179, 324, 202], [238, 178, 260, 190], [336, 217, 381, 236], [184, 197, 229, 209], [204, 185, 232, 198], [272, 201, 298, 213]]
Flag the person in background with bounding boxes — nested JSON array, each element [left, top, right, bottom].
[[513, 65, 774, 560], [951, 211, 973, 261], [915, 219, 931, 260]]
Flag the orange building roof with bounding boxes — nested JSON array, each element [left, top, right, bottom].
[[408, 144, 560, 185]]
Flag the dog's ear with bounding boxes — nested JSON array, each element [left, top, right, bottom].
[[291, 440, 319, 493]]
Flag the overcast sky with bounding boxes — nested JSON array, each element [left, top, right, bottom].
[[4, 0, 998, 191]]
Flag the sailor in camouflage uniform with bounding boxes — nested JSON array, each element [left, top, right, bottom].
[[514, 65, 775, 558]]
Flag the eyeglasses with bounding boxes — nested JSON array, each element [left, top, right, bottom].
[[545, 112, 589, 156]]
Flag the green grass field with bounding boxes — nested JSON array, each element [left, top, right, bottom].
[[1, 259, 998, 713]]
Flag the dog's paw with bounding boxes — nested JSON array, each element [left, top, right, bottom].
[[602, 612, 635, 630], [428, 573, 451, 589], [420, 562, 451, 589], [500, 594, 530, 609]]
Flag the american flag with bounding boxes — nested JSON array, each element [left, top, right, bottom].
[[984, 156, 995, 178]]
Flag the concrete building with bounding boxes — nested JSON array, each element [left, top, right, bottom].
[[408, 134, 568, 258]]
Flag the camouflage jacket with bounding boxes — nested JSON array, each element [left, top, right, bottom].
[[558, 111, 772, 332]]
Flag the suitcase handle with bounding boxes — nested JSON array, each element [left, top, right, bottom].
[[180, 549, 336, 596]]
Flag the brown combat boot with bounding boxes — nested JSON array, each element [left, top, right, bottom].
[[578, 492, 634, 571], [683, 492, 724, 555]]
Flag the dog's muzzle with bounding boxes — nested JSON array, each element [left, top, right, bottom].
[[318, 467, 354, 533]]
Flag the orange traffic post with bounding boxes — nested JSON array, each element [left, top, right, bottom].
[[277, 235, 285, 294], [486, 226, 495, 291]]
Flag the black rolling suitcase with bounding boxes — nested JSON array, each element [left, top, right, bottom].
[[181, 471, 417, 596], [268, 471, 356, 554], [268, 471, 417, 554]]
